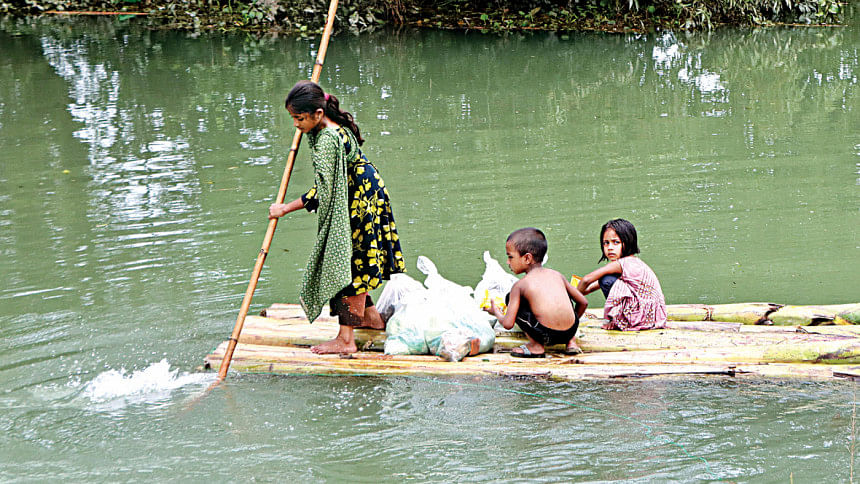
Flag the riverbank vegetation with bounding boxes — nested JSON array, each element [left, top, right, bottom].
[[0, 0, 847, 34]]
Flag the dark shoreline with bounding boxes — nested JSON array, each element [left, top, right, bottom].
[[1, 0, 848, 35]]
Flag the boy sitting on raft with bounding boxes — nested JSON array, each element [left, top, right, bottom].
[[484, 228, 588, 358]]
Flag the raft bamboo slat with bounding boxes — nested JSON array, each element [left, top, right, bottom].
[[259, 304, 338, 321], [768, 304, 860, 325], [584, 302, 860, 325], [583, 302, 783, 323], [240, 317, 387, 351], [571, 342, 860, 365], [832, 367, 860, 381]]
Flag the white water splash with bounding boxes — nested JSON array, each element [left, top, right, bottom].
[[80, 359, 214, 407]]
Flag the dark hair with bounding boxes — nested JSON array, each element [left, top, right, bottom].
[[284, 80, 364, 145], [507, 227, 547, 262], [599, 218, 640, 262]]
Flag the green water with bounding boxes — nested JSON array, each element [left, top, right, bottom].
[[1, 12, 858, 481]]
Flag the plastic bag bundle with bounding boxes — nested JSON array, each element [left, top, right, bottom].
[[383, 255, 496, 361], [376, 273, 428, 321], [418, 255, 495, 358]]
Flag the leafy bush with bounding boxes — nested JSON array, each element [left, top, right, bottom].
[[0, 0, 845, 31]]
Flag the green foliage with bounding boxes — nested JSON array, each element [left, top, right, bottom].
[[0, 0, 847, 32], [462, 0, 845, 32], [657, 0, 844, 29]]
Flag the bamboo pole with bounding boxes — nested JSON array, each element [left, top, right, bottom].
[[769, 305, 849, 326], [214, 0, 341, 383]]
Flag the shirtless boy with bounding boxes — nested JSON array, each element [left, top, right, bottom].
[[484, 228, 588, 358]]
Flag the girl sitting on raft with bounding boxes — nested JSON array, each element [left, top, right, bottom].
[[576, 219, 667, 331]]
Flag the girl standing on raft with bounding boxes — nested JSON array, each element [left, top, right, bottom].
[[577, 219, 667, 331], [269, 80, 406, 354]]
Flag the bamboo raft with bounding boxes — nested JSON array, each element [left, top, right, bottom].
[[203, 302, 860, 382]]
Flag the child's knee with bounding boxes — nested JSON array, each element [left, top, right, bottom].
[[599, 275, 619, 297]]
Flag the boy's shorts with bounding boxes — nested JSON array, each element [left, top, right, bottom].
[[505, 293, 579, 347]]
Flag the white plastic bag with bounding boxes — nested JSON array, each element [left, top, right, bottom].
[[428, 313, 496, 360], [384, 303, 431, 355], [437, 329, 479, 362], [416, 256, 474, 298], [376, 273, 428, 321], [473, 250, 518, 312]]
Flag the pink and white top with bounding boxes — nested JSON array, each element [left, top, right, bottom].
[[604, 256, 667, 331]]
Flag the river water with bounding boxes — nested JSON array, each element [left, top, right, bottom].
[[1, 11, 858, 482]]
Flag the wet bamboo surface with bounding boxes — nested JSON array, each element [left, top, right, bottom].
[[203, 303, 860, 381]]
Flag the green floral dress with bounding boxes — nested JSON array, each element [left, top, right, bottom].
[[299, 126, 406, 323]]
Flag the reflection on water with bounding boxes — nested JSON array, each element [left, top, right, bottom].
[[0, 13, 858, 482], [41, 35, 200, 227]]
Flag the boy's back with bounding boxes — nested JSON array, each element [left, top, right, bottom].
[[516, 267, 578, 332]]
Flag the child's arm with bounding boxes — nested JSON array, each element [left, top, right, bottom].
[[577, 261, 622, 295], [564, 279, 589, 321], [484, 283, 522, 330], [269, 197, 305, 218], [581, 280, 600, 295]]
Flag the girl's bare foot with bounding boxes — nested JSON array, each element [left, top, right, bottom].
[[311, 337, 358, 354], [311, 325, 358, 354]]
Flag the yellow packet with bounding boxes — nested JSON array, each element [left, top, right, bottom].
[[479, 289, 507, 314], [570, 274, 582, 286]]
